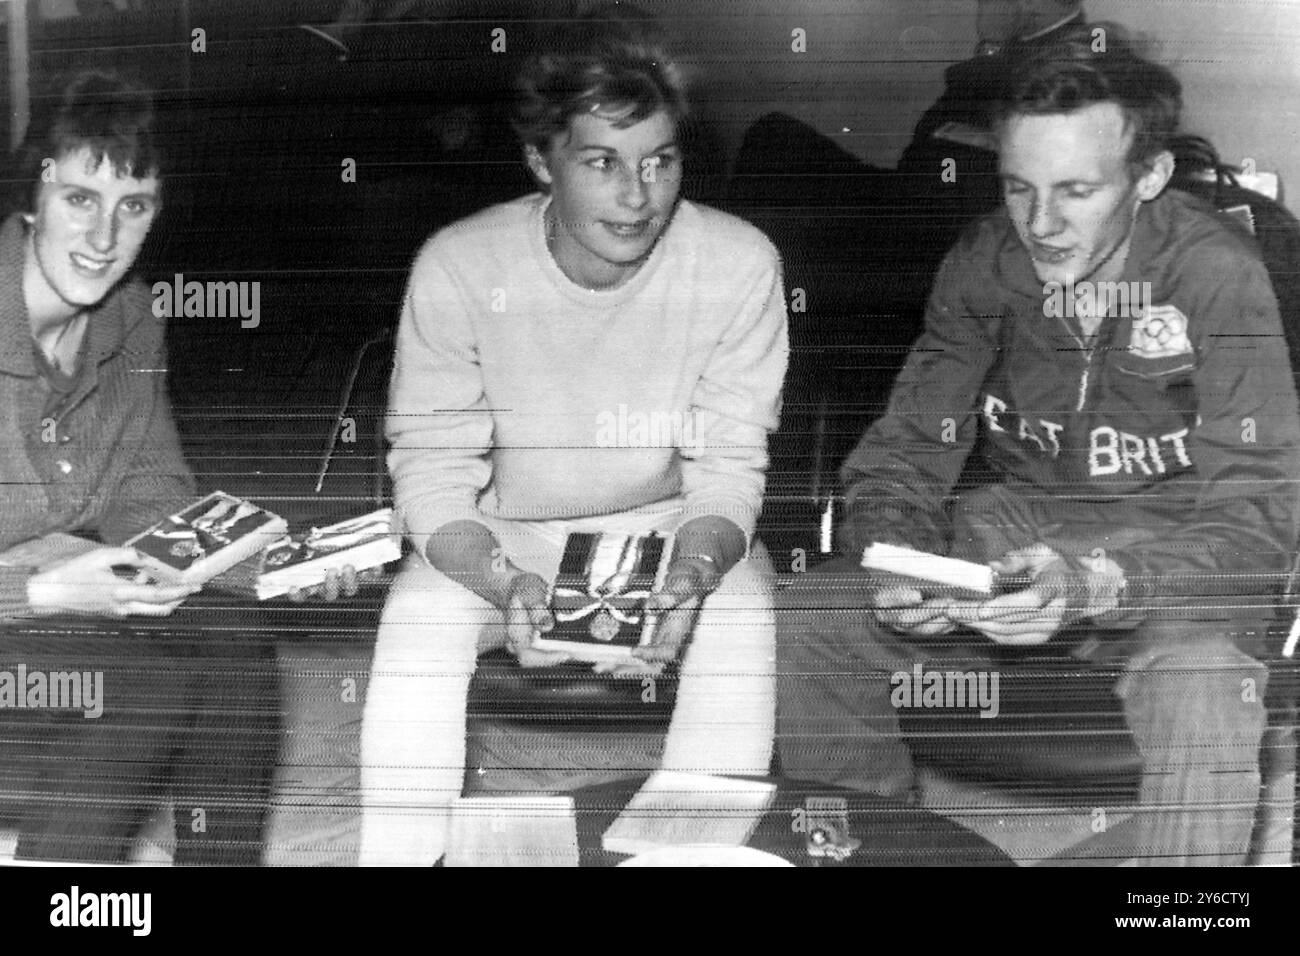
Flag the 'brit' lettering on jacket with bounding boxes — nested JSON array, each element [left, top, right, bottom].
[[982, 392, 1194, 477], [1088, 425, 1191, 476]]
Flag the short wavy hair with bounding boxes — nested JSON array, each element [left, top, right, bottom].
[[9, 70, 162, 212], [511, 5, 689, 152], [993, 23, 1182, 171]]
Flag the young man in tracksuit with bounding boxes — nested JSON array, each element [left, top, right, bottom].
[[777, 26, 1300, 866]]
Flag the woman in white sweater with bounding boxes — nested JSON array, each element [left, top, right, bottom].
[[359, 8, 789, 865]]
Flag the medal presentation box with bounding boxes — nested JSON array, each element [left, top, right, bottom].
[[255, 508, 401, 599], [860, 542, 996, 599], [533, 532, 673, 663], [125, 491, 288, 586]]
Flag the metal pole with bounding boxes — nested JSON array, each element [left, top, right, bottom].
[[8, 0, 31, 151]]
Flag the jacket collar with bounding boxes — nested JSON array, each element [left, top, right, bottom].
[[0, 213, 128, 381]]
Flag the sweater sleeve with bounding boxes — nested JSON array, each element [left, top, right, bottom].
[[95, 307, 197, 545], [837, 244, 999, 558], [674, 243, 789, 542], [1105, 253, 1300, 612], [386, 240, 494, 558]]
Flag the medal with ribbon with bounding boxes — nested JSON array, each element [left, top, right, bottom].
[[552, 534, 665, 643]]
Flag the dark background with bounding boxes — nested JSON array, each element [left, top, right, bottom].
[[2, 0, 1297, 549]]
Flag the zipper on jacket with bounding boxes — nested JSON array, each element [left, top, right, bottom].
[[1054, 311, 1094, 412]]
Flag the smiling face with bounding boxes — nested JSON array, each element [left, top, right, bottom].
[[23, 146, 161, 323], [528, 107, 682, 290], [998, 101, 1171, 285]]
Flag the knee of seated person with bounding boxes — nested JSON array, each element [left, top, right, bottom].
[[1122, 637, 1268, 728], [380, 562, 487, 621], [1127, 634, 1266, 682], [709, 553, 776, 607], [372, 576, 485, 669]]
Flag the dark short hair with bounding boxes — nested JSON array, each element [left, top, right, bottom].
[[9, 70, 161, 212], [511, 5, 688, 152], [993, 23, 1182, 170]]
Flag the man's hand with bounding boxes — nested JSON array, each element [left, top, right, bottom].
[[27, 548, 199, 618], [946, 588, 1068, 646], [945, 543, 1124, 645], [869, 585, 957, 637], [501, 570, 569, 668], [288, 565, 384, 603]]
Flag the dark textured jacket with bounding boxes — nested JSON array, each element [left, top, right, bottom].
[[0, 214, 195, 619], [840, 189, 1300, 616]]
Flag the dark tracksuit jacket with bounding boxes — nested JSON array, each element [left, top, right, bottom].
[[839, 189, 1300, 643]]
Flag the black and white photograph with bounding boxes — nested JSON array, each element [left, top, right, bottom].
[[0, 0, 1296, 931]]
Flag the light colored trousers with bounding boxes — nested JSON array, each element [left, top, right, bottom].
[[358, 506, 776, 865]]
